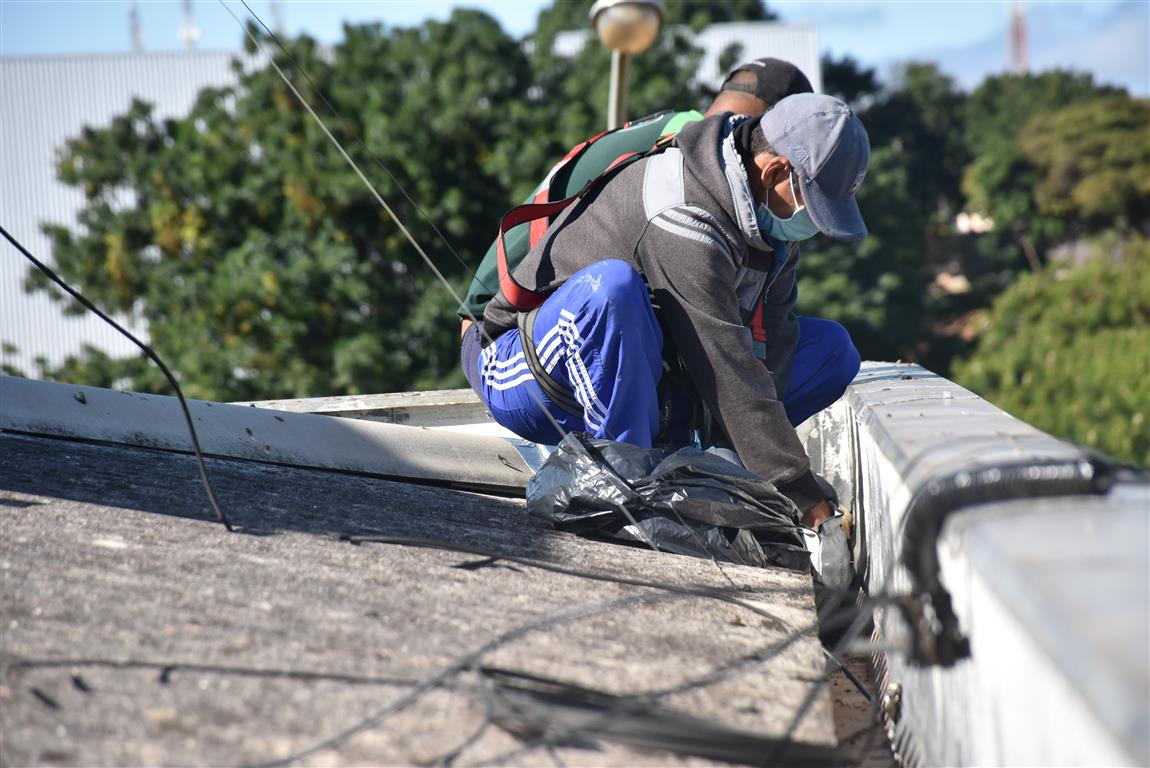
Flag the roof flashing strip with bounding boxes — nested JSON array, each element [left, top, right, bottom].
[[0, 376, 535, 493]]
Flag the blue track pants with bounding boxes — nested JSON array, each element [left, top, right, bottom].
[[462, 260, 860, 446]]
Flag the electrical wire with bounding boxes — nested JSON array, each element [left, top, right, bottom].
[[1, 477, 890, 767], [3, 658, 417, 689], [1, 7, 895, 764], [427, 665, 496, 767], [341, 533, 808, 624], [218, 0, 765, 585], [0, 225, 233, 532], [767, 547, 904, 767], [822, 647, 875, 703], [334, 532, 887, 767], [241, 592, 666, 768], [235, 0, 486, 296], [243, 584, 875, 768], [216, 0, 572, 448], [468, 620, 825, 767]]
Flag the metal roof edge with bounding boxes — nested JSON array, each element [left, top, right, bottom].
[[0, 375, 535, 493]]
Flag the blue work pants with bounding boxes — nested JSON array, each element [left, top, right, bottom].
[[461, 260, 860, 445]]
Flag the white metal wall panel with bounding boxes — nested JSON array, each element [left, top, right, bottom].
[[0, 51, 246, 376], [696, 22, 822, 94], [553, 22, 821, 96]]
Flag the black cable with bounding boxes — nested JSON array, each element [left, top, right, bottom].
[[469, 621, 825, 767], [899, 455, 1141, 666], [244, 527, 877, 768], [348, 528, 888, 765], [234, 0, 489, 298], [768, 559, 897, 767], [341, 532, 891, 766], [341, 533, 808, 626], [469, 593, 894, 768], [5, 528, 890, 766], [241, 592, 664, 768], [3, 658, 416, 688], [474, 661, 846, 768], [0, 225, 233, 532], [428, 665, 496, 767], [822, 647, 875, 703]]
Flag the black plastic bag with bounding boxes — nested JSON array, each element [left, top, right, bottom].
[[527, 433, 810, 570]]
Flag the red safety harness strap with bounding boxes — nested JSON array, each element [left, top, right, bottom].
[[524, 127, 612, 248], [751, 303, 768, 345], [496, 146, 661, 312], [496, 195, 587, 311]]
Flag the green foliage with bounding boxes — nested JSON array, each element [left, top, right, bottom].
[[797, 62, 968, 367], [820, 53, 879, 108], [1, 342, 28, 378], [1018, 96, 1150, 232], [27, 0, 1148, 451], [952, 236, 1150, 467], [36, 9, 533, 400], [960, 71, 1123, 273], [34, 1, 773, 400]]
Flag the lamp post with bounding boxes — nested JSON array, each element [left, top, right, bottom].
[[589, 0, 663, 130]]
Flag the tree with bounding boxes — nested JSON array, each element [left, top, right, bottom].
[[33, 1, 782, 400], [1018, 95, 1150, 234], [523, 1, 777, 177], [952, 236, 1150, 468], [796, 62, 969, 369], [34, 10, 533, 400], [960, 71, 1123, 274], [820, 53, 879, 109]]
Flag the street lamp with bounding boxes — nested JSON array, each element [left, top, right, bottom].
[[589, 0, 663, 130]]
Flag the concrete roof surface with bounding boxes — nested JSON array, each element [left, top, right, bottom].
[[0, 431, 839, 766]]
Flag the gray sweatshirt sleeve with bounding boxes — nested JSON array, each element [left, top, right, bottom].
[[637, 207, 823, 513]]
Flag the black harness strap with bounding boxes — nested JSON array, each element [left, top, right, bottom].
[[517, 307, 584, 419]]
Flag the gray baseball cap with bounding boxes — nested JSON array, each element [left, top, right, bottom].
[[758, 93, 870, 241]]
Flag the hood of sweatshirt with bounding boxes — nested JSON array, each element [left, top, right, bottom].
[[675, 112, 771, 252]]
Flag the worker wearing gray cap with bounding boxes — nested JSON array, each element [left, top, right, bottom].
[[474, 93, 871, 528]]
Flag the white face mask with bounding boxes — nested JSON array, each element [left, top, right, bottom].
[[757, 173, 819, 242]]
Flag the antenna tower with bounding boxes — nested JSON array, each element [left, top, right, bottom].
[[1010, 0, 1029, 73], [179, 0, 201, 50], [129, 2, 143, 52]]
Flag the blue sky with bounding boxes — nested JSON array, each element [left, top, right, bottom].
[[1, 1, 1146, 95]]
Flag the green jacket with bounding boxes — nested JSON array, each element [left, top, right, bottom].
[[458, 109, 704, 320]]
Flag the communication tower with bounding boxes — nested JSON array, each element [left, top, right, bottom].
[[129, 2, 143, 52], [1010, 0, 1029, 72], [179, 0, 201, 49]]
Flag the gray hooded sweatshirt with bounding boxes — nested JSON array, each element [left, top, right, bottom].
[[483, 113, 823, 512]]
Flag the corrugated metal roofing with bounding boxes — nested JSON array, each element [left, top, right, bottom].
[[0, 50, 249, 375]]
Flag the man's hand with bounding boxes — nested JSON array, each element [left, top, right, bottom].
[[802, 498, 833, 530]]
